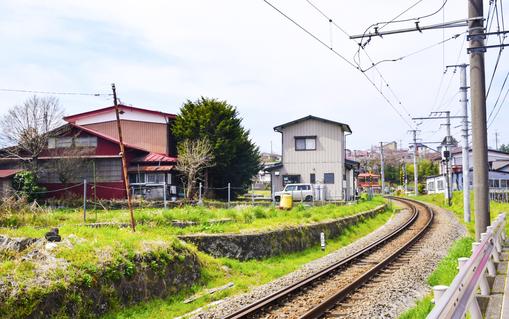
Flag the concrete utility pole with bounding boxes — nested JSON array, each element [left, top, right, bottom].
[[495, 131, 499, 150], [469, 0, 490, 240], [453, 64, 471, 222], [409, 130, 419, 196], [403, 162, 408, 194], [112, 84, 136, 232], [380, 142, 385, 195]]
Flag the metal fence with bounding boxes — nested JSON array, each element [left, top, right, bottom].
[[427, 213, 506, 319], [489, 188, 509, 203]]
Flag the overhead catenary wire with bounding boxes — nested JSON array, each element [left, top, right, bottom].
[[0, 88, 112, 96], [263, 0, 415, 128], [487, 71, 509, 128], [354, 0, 450, 62], [261, 0, 358, 69], [304, 0, 416, 125]]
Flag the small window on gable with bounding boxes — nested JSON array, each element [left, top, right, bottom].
[[295, 136, 316, 151]]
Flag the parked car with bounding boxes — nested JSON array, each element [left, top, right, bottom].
[[274, 183, 314, 202]]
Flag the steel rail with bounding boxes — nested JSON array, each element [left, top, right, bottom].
[[223, 197, 430, 319], [300, 197, 434, 319]]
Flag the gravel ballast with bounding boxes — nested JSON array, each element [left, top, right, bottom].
[[183, 200, 466, 319]]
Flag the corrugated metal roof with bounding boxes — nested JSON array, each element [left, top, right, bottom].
[[127, 165, 174, 172], [0, 169, 23, 178], [64, 105, 176, 123]]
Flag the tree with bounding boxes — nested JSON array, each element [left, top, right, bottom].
[[12, 171, 45, 202], [0, 95, 63, 172], [175, 138, 214, 200], [172, 97, 261, 199]]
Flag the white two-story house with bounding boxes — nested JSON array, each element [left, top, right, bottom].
[[265, 115, 358, 201]]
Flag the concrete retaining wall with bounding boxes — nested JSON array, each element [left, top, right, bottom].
[[179, 204, 386, 260]]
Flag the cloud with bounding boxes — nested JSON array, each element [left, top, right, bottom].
[[0, 0, 507, 152]]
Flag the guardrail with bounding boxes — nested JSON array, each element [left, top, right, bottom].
[[427, 213, 506, 319]]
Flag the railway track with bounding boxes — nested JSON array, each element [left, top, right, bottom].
[[223, 197, 434, 319]]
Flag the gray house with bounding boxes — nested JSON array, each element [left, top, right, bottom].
[[266, 115, 358, 201]]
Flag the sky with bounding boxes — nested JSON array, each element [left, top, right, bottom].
[[0, 0, 507, 154]]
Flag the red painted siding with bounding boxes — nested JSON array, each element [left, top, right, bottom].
[[40, 182, 126, 199]]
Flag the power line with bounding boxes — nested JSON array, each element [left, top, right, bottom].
[[263, 0, 414, 128], [304, 0, 415, 124], [361, 32, 465, 72], [261, 0, 358, 69], [487, 84, 509, 128], [0, 88, 112, 96], [487, 70, 509, 127], [355, 0, 450, 52]]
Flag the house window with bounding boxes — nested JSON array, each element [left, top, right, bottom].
[[48, 137, 56, 149], [310, 173, 316, 184], [55, 137, 73, 148], [437, 180, 444, 190], [147, 173, 165, 184], [129, 173, 146, 184], [75, 136, 97, 148], [295, 136, 316, 151], [324, 173, 334, 184], [428, 182, 435, 191], [282, 175, 300, 185]]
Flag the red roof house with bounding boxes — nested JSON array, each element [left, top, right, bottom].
[[0, 105, 180, 200]]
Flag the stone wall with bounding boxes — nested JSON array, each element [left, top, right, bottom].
[[179, 204, 386, 260]]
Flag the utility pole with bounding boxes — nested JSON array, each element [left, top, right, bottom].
[[112, 84, 136, 232], [443, 111, 453, 206], [469, 0, 490, 240], [380, 142, 385, 195], [409, 130, 419, 196], [403, 162, 408, 194], [454, 64, 471, 222], [495, 131, 499, 150], [413, 111, 465, 204]]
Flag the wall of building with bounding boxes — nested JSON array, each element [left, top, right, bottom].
[[83, 120, 168, 154], [275, 119, 345, 200]]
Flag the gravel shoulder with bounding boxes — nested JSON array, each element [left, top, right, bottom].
[[325, 202, 467, 319], [184, 201, 418, 319]]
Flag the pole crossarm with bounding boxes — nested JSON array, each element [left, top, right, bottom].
[[412, 116, 466, 120], [350, 18, 472, 39], [467, 43, 509, 53]]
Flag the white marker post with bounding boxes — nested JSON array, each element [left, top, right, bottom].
[[320, 232, 326, 251]]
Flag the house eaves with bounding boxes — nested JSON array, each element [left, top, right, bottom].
[[273, 115, 352, 133]]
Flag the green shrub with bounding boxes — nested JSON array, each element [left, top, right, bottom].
[[12, 171, 45, 202]]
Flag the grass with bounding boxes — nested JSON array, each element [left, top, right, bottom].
[[398, 192, 509, 318], [0, 197, 385, 235], [413, 191, 509, 236], [0, 197, 389, 318], [103, 207, 396, 319]]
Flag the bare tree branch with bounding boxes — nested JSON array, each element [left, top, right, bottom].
[[175, 138, 214, 200], [0, 95, 64, 171]]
